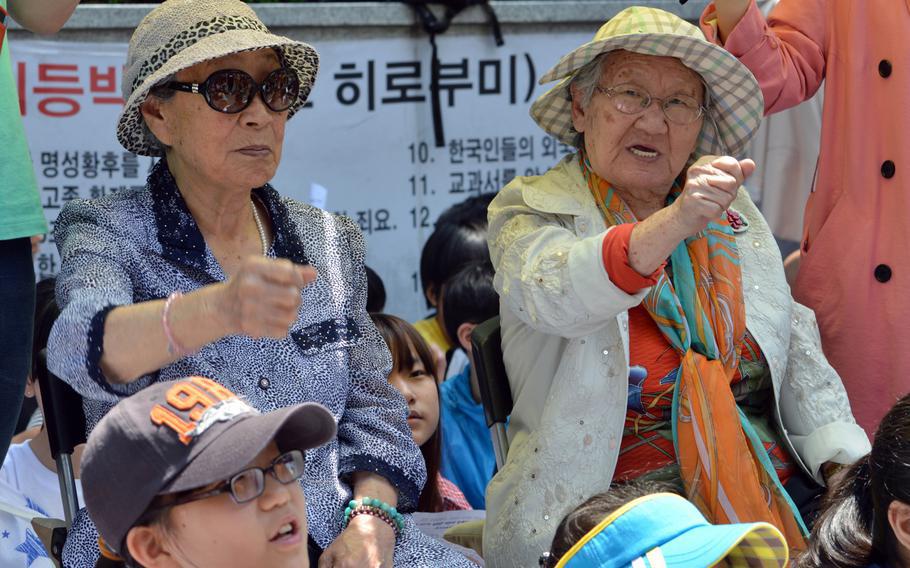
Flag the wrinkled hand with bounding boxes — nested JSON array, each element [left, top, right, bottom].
[[216, 256, 317, 338], [319, 515, 396, 568], [672, 155, 756, 237]]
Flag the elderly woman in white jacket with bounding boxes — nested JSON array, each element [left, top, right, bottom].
[[483, 7, 870, 567]]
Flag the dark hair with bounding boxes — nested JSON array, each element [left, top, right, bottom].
[[370, 313, 445, 513], [31, 278, 60, 380], [96, 503, 171, 568], [547, 480, 680, 565], [418, 197, 492, 310], [440, 261, 498, 348], [15, 278, 59, 432], [146, 78, 176, 102], [365, 265, 386, 313], [142, 76, 177, 154], [798, 394, 910, 568], [435, 193, 495, 228]]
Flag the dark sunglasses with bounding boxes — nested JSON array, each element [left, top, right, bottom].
[[166, 67, 300, 114], [151, 449, 306, 512]]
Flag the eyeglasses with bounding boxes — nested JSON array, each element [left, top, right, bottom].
[[595, 83, 707, 125], [157, 449, 306, 510], [166, 67, 300, 114], [539, 551, 556, 568]]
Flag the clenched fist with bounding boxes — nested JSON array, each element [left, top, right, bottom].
[[215, 256, 317, 338], [671, 155, 756, 237]]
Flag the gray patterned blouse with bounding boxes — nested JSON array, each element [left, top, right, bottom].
[[48, 162, 472, 567]]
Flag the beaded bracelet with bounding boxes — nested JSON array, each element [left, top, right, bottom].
[[350, 507, 398, 535], [344, 504, 398, 537], [342, 498, 405, 536]]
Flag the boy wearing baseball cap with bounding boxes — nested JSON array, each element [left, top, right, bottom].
[[80, 376, 336, 568]]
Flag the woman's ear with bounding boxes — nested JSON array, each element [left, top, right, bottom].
[[426, 284, 438, 308], [570, 83, 587, 135], [456, 322, 477, 354], [125, 525, 177, 568], [24, 377, 36, 399], [887, 500, 910, 557], [140, 96, 174, 148]]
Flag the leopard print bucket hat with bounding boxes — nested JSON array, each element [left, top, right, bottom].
[[117, 0, 319, 156], [530, 6, 763, 158]]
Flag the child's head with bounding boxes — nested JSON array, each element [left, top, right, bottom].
[[798, 393, 910, 568], [544, 480, 788, 568], [868, 394, 910, 565], [370, 313, 440, 447], [81, 377, 336, 568], [434, 193, 495, 228], [365, 265, 386, 313], [419, 197, 492, 310], [440, 261, 498, 355], [25, 278, 59, 410], [370, 313, 445, 512]]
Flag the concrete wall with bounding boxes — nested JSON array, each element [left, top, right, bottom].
[[9, 1, 710, 43]]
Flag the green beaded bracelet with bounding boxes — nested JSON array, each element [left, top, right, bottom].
[[342, 498, 405, 534]]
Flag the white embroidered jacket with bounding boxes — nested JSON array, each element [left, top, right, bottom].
[[483, 154, 871, 568]]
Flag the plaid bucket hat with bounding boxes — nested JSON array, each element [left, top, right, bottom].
[[117, 0, 319, 157], [554, 493, 789, 568], [81, 376, 337, 556], [530, 6, 763, 158]]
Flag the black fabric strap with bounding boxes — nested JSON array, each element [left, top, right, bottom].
[[480, 2, 504, 46], [428, 31, 445, 147], [406, 0, 504, 147]]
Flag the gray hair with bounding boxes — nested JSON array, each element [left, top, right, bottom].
[[566, 53, 611, 150], [565, 52, 714, 152]]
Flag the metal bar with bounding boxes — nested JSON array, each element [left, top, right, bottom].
[[9, 1, 711, 31], [55, 454, 79, 529]]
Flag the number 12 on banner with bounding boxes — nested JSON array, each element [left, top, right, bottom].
[[410, 206, 431, 229]]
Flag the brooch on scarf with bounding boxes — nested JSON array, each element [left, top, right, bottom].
[[726, 207, 749, 233]]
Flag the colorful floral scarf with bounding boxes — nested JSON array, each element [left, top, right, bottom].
[[579, 152, 806, 549]]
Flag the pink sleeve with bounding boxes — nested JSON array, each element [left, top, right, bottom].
[[700, 0, 828, 114], [603, 223, 664, 294]]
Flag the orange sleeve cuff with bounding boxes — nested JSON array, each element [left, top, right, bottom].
[[602, 223, 665, 294]]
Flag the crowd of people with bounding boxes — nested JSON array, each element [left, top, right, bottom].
[[1, 0, 909, 567]]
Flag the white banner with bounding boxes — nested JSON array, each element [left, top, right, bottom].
[[13, 30, 588, 321]]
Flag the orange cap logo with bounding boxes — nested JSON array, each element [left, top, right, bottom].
[[149, 377, 240, 445]]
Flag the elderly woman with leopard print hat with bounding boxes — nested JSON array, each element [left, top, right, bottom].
[[46, 1, 472, 566]]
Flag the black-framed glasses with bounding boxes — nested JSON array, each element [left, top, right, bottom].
[[157, 449, 306, 510], [166, 67, 300, 114], [595, 83, 707, 125]]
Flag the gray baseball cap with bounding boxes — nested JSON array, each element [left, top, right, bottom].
[[81, 376, 336, 556]]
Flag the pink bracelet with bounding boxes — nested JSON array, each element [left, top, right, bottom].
[[162, 292, 190, 357]]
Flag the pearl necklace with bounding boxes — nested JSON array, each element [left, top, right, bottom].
[[251, 198, 269, 256]]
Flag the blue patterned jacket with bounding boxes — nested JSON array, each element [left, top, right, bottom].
[[48, 163, 471, 566]]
